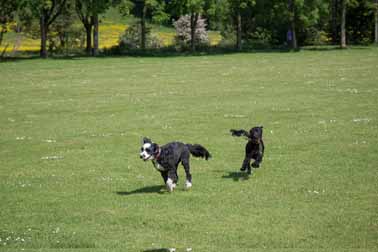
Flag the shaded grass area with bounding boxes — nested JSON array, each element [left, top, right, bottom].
[[0, 48, 378, 251]]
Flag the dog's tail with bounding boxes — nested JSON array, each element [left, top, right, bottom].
[[186, 144, 211, 160], [230, 129, 250, 138]]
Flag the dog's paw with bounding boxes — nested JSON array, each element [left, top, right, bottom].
[[251, 162, 260, 168], [184, 180, 192, 190], [166, 178, 176, 192], [240, 167, 247, 172]]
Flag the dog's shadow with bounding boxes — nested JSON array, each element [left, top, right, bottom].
[[142, 249, 173, 252], [222, 171, 250, 181], [116, 185, 166, 196]]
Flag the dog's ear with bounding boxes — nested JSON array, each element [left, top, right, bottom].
[[258, 126, 263, 135], [151, 143, 159, 154], [142, 137, 152, 144]]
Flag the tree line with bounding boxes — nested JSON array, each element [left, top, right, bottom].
[[1, 0, 378, 58]]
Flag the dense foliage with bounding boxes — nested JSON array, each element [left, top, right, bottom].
[[1, 0, 377, 57]]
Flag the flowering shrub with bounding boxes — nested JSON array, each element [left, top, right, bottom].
[[173, 15, 209, 50]]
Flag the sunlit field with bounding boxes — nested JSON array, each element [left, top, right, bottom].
[[1, 48, 377, 251], [0, 24, 222, 53]]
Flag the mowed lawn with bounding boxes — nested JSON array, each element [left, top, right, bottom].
[[0, 48, 377, 251]]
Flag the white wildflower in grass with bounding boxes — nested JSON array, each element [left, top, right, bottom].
[[53, 227, 60, 234], [352, 118, 370, 123], [41, 156, 63, 160], [44, 139, 56, 143], [307, 189, 325, 195], [223, 114, 246, 118]]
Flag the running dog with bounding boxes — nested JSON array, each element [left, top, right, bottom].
[[230, 126, 265, 175], [139, 137, 211, 192]]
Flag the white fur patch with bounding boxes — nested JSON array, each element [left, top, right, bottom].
[[184, 180, 192, 190], [152, 160, 165, 171], [166, 178, 176, 192]]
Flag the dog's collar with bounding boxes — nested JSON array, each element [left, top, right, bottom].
[[155, 146, 161, 160]]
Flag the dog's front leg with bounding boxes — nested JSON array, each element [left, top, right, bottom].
[[251, 154, 262, 168], [160, 171, 168, 184], [252, 141, 264, 168], [241, 156, 252, 174]]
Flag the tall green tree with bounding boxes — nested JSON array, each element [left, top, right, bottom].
[[48, 0, 79, 51], [285, 0, 329, 49], [118, 0, 168, 50], [340, 0, 359, 48], [75, 0, 111, 55], [227, 0, 255, 50], [23, 0, 68, 58]]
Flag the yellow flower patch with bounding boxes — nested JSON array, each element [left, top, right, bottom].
[[0, 23, 222, 52]]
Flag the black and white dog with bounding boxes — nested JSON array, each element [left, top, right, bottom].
[[230, 126, 265, 175], [139, 137, 211, 192]]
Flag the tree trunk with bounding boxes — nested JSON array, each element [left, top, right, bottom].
[[288, 0, 298, 50], [190, 13, 199, 52], [331, 0, 339, 44], [340, 0, 347, 48], [12, 25, 22, 56], [141, 5, 147, 50], [375, 0, 378, 44], [92, 15, 99, 56], [40, 14, 48, 58], [236, 10, 242, 50], [0, 27, 5, 46], [85, 24, 92, 55], [1, 44, 9, 59]]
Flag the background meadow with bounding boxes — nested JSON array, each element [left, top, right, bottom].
[[0, 48, 378, 251]]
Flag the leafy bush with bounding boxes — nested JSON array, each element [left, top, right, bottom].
[[305, 28, 330, 45], [119, 24, 163, 50], [218, 27, 236, 48], [244, 27, 273, 49]]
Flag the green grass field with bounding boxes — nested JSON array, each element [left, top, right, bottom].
[[1, 48, 378, 252]]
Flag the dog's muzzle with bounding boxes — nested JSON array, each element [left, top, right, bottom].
[[140, 154, 151, 161]]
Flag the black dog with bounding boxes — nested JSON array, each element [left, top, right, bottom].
[[139, 137, 211, 192], [230, 126, 265, 175]]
